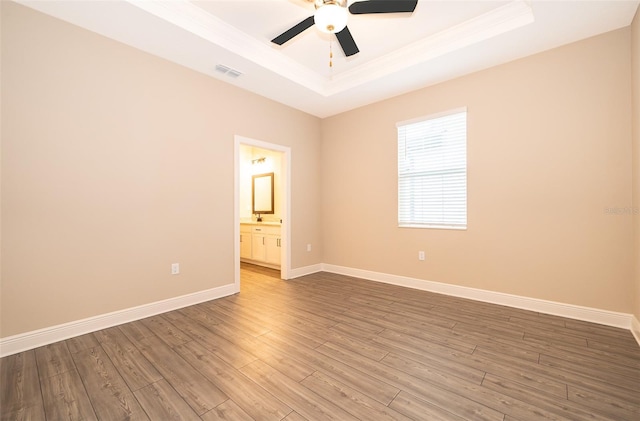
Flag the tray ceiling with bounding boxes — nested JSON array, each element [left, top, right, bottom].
[[15, 0, 640, 117]]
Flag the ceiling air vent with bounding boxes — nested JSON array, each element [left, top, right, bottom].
[[215, 64, 243, 79]]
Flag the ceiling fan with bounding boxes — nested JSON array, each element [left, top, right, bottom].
[[271, 0, 418, 57]]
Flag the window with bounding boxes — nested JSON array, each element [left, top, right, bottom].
[[397, 108, 467, 229]]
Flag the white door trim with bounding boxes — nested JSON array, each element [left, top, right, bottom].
[[234, 135, 291, 287]]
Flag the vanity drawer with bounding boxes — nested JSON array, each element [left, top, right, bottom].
[[251, 225, 280, 236]]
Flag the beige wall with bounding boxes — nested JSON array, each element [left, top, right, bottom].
[[632, 8, 640, 322], [0, 2, 322, 337], [321, 28, 634, 313], [2, 1, 638, 340]]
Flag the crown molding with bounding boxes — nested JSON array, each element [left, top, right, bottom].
[[327, 0, 534, 94], [127, 0, 534, 98], [127, 0, 327, 93]]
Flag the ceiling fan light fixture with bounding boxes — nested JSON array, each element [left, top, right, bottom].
[[314, 0, 348, 34]]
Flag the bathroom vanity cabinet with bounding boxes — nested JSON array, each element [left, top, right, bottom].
[[240, 223, 281, 269]]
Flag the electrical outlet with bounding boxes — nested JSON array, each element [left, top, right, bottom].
[[307, 244, 312, 252], [418, 251, 425, 261], [171, 263, 180, 275]]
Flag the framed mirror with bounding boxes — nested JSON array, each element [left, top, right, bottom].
[[252, 172, 274, 215]]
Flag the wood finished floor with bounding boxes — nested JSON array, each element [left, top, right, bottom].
[[2, 264, 640, 421]]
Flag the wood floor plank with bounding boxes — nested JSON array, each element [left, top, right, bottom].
[[34, 341, 75, 380], [165, 306, 223, 333], [281, 305, 342, 329], [372, 317, 478, 354], [40, 370, 97, 421], [215, 293, 284, 321], [240, 360, 360, 421], [94, 327, 163, 391], [164, 310, 258, 369], [317, 342, 504, 421], [473, 346, 640, 406], [234, 335, 316, 382], [324, 330, 389, 361], [374, 329, 567, 398], [524, 330, 588, 347], [567, 385, 640, 420], [428, 302, 513, 326], [140, 315, 192, 347], [347, 292, 397, 308], [586, 338, 640, 360], [3, 264, 639, 421], [133, 380, 200, 421], [1, 404, 47, 421], [259, 331, 401, 406], [264, 322, 327, 349], [454, 321, 526, 342], [386, 352, 578, 421], [200, 399, 255, 421], [0, 351, 46, 421], [270, 312, 336, 343], [519, 323, 600, 346], [118, 320, 154, 343], [176, 305, 261, 347], [389, 391, 467, 421], [133, 335, 228, 415], [300, 371, 412, 421], [444, 322, 541, 359], [509, 315, 567, 330], [482, 373, 618, 421], [66, 333, 100, 354], [384, 347, 486, 385], [321, 311, 385, 334], [382, 309, 458, 331], [174, 340, 292, 421], [72, 346, 149, 420], [473, 341, 541, 364], [565, 319, 640, 344], [534, 338, 640, 370], [341, 305, 390, 323], [540, 347, 640, 379], [520, 333, 640, 367], [197, 302, 272, 337], [328, 321, 380, 344], [386, 351, 555, 419], [282, 411, 309, 421], [330, 339, 583, 421], [538, 354, 640, 392]]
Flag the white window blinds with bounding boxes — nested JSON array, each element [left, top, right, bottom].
[[397, 109, 467, 229]]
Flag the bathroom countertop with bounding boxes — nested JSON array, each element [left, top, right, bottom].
[[240, 220, 281, 226]]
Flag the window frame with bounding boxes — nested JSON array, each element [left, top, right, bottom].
[[397, 107, 468, 230]]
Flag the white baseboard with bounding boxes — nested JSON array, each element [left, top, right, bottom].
[[0, 283, 239, 358], [632, 316, 640, 347], [322, 264, 633, 330], [3, 265, 636, 357], [288, 264, 323, 279]]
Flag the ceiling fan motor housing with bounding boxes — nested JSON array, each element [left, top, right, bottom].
[[314, 0, 348, 34], [314, 0, 347, 9]]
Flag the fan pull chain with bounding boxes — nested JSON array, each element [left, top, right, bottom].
[[329, 38, 334, 69]]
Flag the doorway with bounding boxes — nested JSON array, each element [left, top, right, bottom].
[[234, 135, 291, 290]]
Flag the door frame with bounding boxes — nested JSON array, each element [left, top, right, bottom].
[[234, 135, 291, 288]]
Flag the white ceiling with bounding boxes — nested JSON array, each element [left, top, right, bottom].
[[16, 0, 640, 118]]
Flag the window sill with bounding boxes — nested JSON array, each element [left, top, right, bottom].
[[398, 224, 467, 231]]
